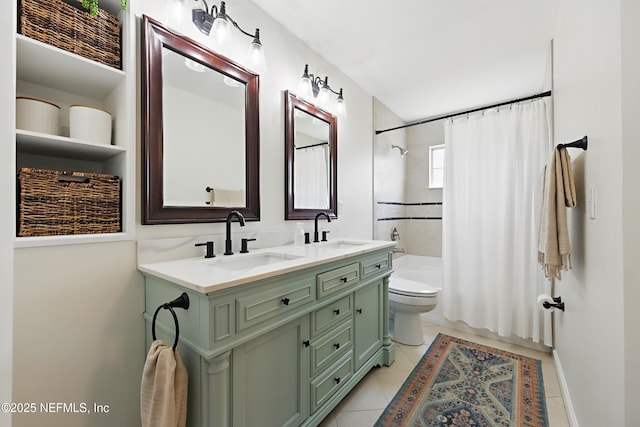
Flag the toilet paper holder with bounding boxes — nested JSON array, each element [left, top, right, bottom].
[[542, 296, 565, 312]]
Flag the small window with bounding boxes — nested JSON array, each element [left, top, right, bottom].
[[429, 144, 445, 189]]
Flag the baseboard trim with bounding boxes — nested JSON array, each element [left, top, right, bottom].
[[552, 349, 579, 427]]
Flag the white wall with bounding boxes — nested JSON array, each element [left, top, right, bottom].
[[552, 0, 634, 425], [405, 121, 445, 256], [163, 86, 245, 206], [621, 0, 640, 423], [13, 243, 144, 427], [0, 1, 15, 426]]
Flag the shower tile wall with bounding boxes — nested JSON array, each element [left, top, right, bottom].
[[405, 120, 445, 257], [373, 97, 445, 257], [373, 98, 407, 251]]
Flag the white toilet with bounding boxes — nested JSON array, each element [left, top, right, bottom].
[[389, 278, 439, 345]]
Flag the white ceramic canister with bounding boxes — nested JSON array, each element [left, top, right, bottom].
[[16, 97, 61, 135], [69, 104, 113, 145]]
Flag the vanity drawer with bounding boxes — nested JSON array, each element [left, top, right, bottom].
[[310, 320, 352, 376], [311, 294, 352, 337], [310, 353, 353, 412], [360, 252, 391, 280], [317, 262, 360, 299], [236, 278, 314, 332]]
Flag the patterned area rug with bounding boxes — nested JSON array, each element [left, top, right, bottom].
[[375, 333, 548, 427]]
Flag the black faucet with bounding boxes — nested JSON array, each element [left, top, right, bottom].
[[313, 212, 331, 243], [224, 210, 245, 255]]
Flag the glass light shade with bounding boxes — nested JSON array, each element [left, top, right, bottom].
[[335, 96, 347, 117], [298, 76, 313, 99], [247, 41, 267, 74], [211, 16, 231, 50], [223, 76, 241, 87], [184, 58, 205, 72], [318, 85, 331, 105], [168, 0, 185, 28]]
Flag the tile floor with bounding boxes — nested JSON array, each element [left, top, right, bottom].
[[319, 322, 570, 427]]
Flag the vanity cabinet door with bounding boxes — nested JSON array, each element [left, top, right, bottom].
[[353, 280, 383, 370], [232, 316, 309, 427]]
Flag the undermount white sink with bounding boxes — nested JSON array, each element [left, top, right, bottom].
[[208, 252, 305, 271], [317, 240, 368, 250]]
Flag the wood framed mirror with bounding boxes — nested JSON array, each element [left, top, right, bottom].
[[284, 90, 337, 220], [142, 15, 260, 224]]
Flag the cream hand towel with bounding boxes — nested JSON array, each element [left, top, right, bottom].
[[141, 340, 188, 427], [538, 147, 576, 280], [211, 189, 245, 207], [559, 147, 577, 207]]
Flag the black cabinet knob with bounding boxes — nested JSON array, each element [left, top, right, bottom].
[[281, 297, 290, 306], [334, 377, 341, 384], [333, 309, 340, 315], [302, 340, 310, 348], [356, 308, 363, 314], [333, 343, 340, 350]]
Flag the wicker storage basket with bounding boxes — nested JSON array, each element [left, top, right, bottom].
[[18, 168, 121, 236], [19, 0, 121, 69]]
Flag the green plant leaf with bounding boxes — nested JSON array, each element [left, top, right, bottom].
[[81, 0, 128, 17]]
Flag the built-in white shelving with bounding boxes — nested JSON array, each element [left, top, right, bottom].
[[16, 35, 125, 99], [16, 129, 125, 161], [13, 232, 129, 249], [13, 6, 134, 247]]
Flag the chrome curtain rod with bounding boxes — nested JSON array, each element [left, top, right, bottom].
[[375, 90, 552, 135]]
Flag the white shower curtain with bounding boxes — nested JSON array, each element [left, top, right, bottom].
[[294, 144, 330, 209], [442, 98, 553, 346]]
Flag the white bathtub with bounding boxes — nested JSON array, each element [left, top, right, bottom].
[[391, 255, 442, 290]]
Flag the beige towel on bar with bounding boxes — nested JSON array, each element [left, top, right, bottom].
[[538, 147, 577, 280], [211, 188, 245, 207], [141, 340, 188, 427]]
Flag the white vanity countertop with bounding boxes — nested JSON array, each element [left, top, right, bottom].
[[138, 239, 395, 294]]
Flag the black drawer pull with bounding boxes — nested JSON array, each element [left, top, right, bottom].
[[334, 377, 341, 384], [281, 297, 290, 306], [333, 343, 340, 350], [302, 340, 310, 348], [333, 309, 340, 315], [356, 308, 363, 314], [340, 277, 348, 283], [375, 263, 382, 269]]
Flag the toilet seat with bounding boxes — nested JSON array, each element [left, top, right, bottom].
[[389, 279, 439, 298]]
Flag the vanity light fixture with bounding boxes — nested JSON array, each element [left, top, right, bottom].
[[298, 64, 347, 117], [192, 0, 267, 74]]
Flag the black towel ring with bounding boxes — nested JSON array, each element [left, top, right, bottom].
[[151, 292, 190, 350]]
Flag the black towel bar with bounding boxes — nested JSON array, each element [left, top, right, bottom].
[[557, 136, 588, 151], [151, 292, 190, 350]]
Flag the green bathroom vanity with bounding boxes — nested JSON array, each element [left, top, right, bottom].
[[139, 239, 396, 427]]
